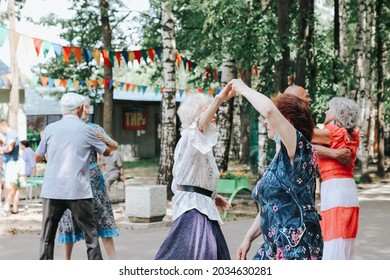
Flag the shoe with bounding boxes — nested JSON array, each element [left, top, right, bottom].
[[10, 210, 18, 214]]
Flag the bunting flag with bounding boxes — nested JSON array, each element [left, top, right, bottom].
[[33, 38, 42, 56], [83, 48, 92, 63], [0, 26, 9, 47], [129, 51, 135, 65], [92, 49, 101, 66], [109, 50, 115, 67], [40, 76, 48, 87], [63, 46, 72, 64], [176, 53, 182, 68], [72, 47, 82, 64], [134, 50, 141, 64], [121, 50, 129, 65], [42, 40, 51, 58], [147, 49, 155, 62], [140, 49, 148, 64], [101, 50, 111, 68], [115, 51, 121, 67], [53, 44, 62, 58]]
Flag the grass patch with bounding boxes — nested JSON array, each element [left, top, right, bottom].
[[123, 157, 160, 168]]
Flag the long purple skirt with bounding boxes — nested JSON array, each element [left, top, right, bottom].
[[155, 209, 231, 260]]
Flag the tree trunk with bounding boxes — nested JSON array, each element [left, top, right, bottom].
[[338, 0, 349, 95], [306, 0, 316, 97], [353, 0, 374, 183], [275, 0, 290, 92], [8, 0, 19, 131], [257, 115, 267, 178], [230, 93, 241, 160], [214, 57, 235, 172], [100, 0, 113, 136], [376, 0, 385, 177], [295, 0, 312, 87], [157, 1, 177, 200]]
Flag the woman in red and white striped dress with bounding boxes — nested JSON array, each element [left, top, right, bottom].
[[312, 97, 360, 260]]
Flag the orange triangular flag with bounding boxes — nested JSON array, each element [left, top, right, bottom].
[[130, 84, 136, 91], [73, 80, 80, 89], [63, 47, 72, 64], [33, 38, 42, 56], [40, 76, 48, 87], [176, 53, 182, 68], [61, 79, 67, 88], [92, 80, 98, 89], [101, 50, 110, 68], [125, 83, 131, 91], [147, 49, 155, 62], [72, 47, 82, 64]]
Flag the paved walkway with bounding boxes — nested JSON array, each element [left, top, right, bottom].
[[0, 179, 389, 260]]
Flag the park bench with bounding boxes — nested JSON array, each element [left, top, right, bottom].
[[18, 176, 44, 209], [217, 176, 259, 219]]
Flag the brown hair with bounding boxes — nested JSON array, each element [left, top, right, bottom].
[[271, 93, 315, 141], [21, 140, 30, 147]]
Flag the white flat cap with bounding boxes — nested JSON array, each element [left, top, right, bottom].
[[60, 93, 86, 110]]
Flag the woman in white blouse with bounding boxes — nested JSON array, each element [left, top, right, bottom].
[[155, 84, 235, 260]]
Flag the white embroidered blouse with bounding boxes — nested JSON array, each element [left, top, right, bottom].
[[171, 120, 223, 224]]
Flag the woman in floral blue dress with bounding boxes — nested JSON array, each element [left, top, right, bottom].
[[232, 79, 323, 260], [57, 98, 119, 259]]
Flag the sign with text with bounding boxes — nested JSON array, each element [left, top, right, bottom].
[[123, 107, 147, 130]]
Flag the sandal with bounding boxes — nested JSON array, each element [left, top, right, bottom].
[[10, 210, 19, 214]]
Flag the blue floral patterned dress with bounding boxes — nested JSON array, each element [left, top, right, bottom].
[[57, 123, 119, 243], [253, 130, 323, 260]]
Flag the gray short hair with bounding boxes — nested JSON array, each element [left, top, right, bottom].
[[177, 92, 214, 129], [329, 97, 360, 132]]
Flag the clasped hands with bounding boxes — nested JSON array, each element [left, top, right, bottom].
[[219, 79, 249, 100]]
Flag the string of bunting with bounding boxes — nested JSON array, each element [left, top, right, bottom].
[[23, 75, 222, 97], [0, 25, 259, 88]]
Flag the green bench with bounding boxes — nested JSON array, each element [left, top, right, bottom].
[[18, 176, 44, 209], [217, 176, 259, 219]]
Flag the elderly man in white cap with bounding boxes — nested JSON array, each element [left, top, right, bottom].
[[35, 92, 111, 260]]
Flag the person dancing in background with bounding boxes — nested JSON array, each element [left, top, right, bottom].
[[312, 97, 360, 260], [36, 93, 110, 260], [232, 79, 323, 260], [57, 98, 120, 260], [155, 84, 235, 260]]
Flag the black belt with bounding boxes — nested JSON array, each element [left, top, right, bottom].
[[179, 185, 213, 198]]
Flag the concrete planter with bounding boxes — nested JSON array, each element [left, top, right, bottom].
[[125, 185, 167, 223]]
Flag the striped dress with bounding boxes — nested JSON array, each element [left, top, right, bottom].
[[318, 124, 360, 260]]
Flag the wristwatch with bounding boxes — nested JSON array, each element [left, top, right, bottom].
[[106, 139, 111, 145]]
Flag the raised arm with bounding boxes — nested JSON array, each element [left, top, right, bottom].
[[198, 83, 235, 132], [230, 79, 296, 159]]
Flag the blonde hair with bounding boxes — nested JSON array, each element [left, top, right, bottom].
[[177, 92, 214, 129]]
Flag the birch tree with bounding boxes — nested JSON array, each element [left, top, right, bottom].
[[157, 0, 176, 199], [352, 0, 374, 182], [7, 0, 19, 131], [100, 0, 113, 135], [214, 57, 235, 172]]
